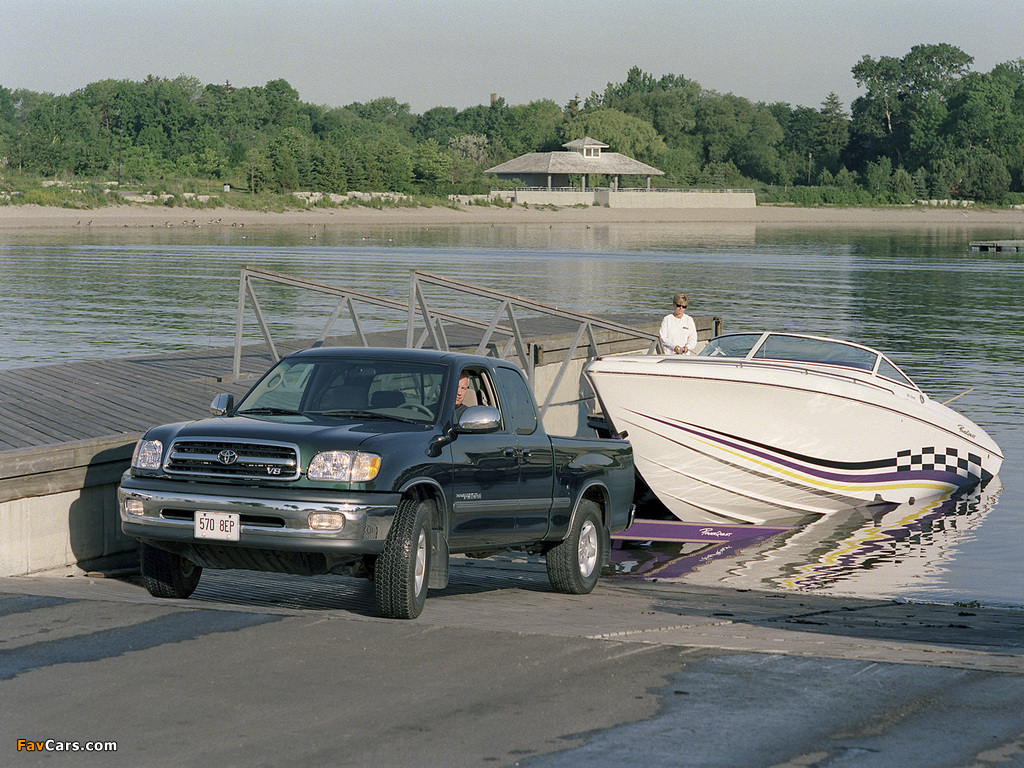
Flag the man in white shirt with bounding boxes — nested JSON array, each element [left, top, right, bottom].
[[659, 292, 697, 354]]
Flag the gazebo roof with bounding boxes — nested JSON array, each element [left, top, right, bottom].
[[485, 136, 663, 177], [562, 137, 608, 150]]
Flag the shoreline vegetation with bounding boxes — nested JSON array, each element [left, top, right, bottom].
[[2, 200, 1024, 231], [5, 53, 1024, 226]]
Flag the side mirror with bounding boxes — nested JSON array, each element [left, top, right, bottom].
[[210, 393, 234, 417], [455, 405, 502, 434]]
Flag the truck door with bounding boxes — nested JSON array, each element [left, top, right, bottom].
[[448, 368, 520, 549], [493, 366, 553, 540]]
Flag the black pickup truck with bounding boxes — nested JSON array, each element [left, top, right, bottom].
[[119, 347, 634, 618]]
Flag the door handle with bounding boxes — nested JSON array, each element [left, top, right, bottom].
[[503, 447, 517, 458]]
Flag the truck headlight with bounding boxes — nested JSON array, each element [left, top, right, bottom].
[[307, 451, 381, 482], [132, 439, 164, 470]]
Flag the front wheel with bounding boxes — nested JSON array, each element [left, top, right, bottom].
[[546, 499, 605, 594], [375, 498, 434, 619], [139, 542, 202, 598]]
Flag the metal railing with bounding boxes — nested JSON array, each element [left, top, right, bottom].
[[510, 186, 754, 193], [232, 267, 661, 415], [407, 271, 660, 412], [232, 267, 407, 380], [608, 187, 755, 194]]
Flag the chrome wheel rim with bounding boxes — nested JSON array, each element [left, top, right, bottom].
[[414, 528, 427, 594], [578, 520, 599, 578]]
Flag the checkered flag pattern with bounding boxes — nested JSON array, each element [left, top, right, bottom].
[[896, 447, 981, 481]]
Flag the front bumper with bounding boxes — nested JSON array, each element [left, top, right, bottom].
[[118, 474, 401, 557]]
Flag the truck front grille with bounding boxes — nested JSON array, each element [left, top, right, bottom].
[[165, 439, 301, 481]]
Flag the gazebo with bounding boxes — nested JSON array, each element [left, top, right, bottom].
[[485, 137, 664, 191]]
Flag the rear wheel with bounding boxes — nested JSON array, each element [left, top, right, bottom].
[[139, 542, 202, 598], [546, 499, 605, 594], [375, 498, 433, 619]]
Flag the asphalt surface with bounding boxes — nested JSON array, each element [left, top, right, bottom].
[[3, 558, 1024, 768]]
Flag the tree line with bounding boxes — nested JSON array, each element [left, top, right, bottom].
[[1, 43, 1022, 204]]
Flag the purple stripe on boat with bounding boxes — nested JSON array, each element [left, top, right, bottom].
[[629, 410, 974, 487]]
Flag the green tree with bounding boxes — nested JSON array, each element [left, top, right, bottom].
[[310, 141, 346, 192], [964, 149, 1011, 201], [246, 147, 273, 193], [449, 134, 489, 165], [411, 138, 452, 193], [562, 108, 665, 164], [364, 136, 413, 192], [949, 68, 1024, 179], [414, 106, 459, 144], [851, 44, 973, 166], [892, 167, 915, 201], [265, 79, 302, 126], [912, 167, 929, 199], [835, 167, 859, 190], [865, 156, 893, 197], [503, 100, 563, 155], [340, 138, 368, 190], [815, 93, 849, 170]]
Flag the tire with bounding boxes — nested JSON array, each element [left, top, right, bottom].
[[139, 542, 202, 598], [375, 498, 433, 619], [546, 499, 605, 595]]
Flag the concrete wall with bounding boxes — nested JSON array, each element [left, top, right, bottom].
[[508, 188, 756, 209], [0, 436, 138, 576], [596, 189, 756, 209], [511, 190, 595, 207]]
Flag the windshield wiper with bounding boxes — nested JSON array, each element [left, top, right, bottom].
[[236, 407, 306, 417], [321, 409, 422, 424]]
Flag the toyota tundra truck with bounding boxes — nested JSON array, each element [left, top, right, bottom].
[[119, 347, 634, 618]]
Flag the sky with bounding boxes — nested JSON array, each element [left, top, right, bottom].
[[4, 0, 1024, 115]]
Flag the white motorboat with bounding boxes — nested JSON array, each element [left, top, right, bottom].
[[585, 332, 1003, 526]]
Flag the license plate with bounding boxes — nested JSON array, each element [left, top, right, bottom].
[[195, 511, 240, 541]]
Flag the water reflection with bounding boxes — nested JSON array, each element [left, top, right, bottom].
[[611, 479, 1002, 604]]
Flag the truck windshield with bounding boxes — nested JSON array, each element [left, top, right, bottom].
[[236, 357, 447, 424]]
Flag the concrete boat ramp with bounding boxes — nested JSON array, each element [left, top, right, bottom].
[[3, 560, 1024, 767]]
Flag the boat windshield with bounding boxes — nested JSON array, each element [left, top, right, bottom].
[[754, 334, 878, 370], [698, 333, 918, 389], [699, 333, 763, 358]]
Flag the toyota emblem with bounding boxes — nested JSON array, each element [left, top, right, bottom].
[[217, 449, 239, 465]]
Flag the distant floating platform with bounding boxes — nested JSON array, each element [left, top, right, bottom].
[[970, 240, 1024, 252]]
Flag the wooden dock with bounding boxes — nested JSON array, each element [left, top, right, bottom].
[[970, 240, 1024, 252], [0, 312, 671, 454]]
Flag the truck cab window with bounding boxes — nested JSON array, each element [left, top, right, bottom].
[[494, 367, 538, 435]]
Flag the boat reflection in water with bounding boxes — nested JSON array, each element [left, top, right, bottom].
[[610, 478, 1002, 600]]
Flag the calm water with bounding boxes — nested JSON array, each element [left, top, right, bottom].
[[2, 220, 1021, 607]]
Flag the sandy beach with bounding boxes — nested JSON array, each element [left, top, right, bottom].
[[2, 201, 1024, 231]]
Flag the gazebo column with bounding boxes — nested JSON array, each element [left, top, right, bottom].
[[547, 174, 551, 190]]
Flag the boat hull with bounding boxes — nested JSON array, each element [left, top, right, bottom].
[[587, 356, 1002, 526]]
